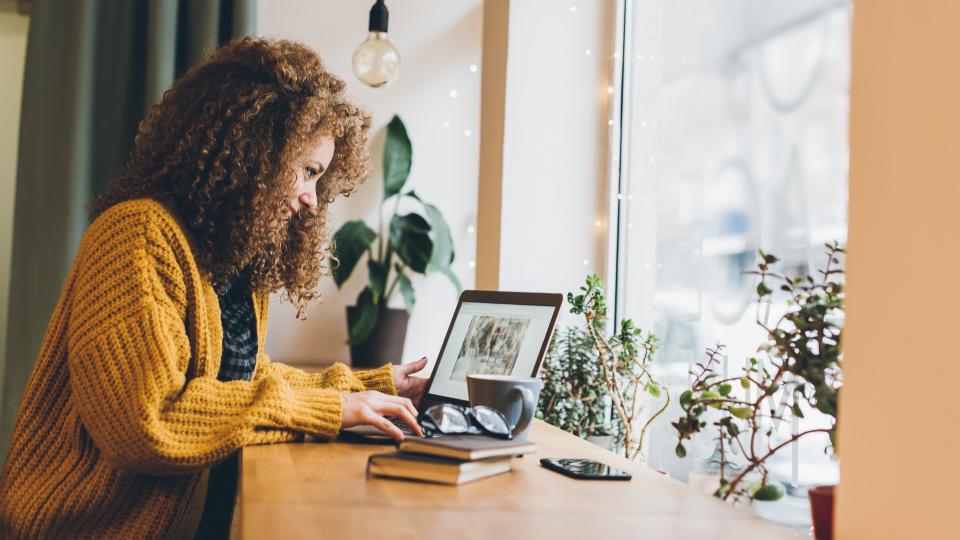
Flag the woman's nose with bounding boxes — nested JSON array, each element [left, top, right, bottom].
[[299, 190, 317, 211]]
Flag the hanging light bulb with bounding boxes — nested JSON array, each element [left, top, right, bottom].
[[352, 0, 400, 88]]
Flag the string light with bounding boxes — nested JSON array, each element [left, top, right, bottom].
[[617, 193, 624, 200], [449, 90, 458, 99], [606, 86, 615, 95], [585, 49, 592, 56], [583, 259, 590, 266], [608, 119, 614, 126], [469, 64, 478, 73], [570, 5, 577, 12], [468, 261, 476, 269], [442, 121, 451, 128], [595, 220, 603, 227], [466, 225, 476, 234], [463, 129, 472, 137]]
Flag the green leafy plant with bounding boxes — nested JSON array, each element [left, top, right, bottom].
[[537, 326, 615, 440], [672, 243, 844, 504], [332, 115, 461, 344], [560, 274, 670, 460]]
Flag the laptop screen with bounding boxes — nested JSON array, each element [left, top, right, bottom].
[[425, 301, 557, 402]]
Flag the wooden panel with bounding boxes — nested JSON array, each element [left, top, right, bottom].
[[237, 420, 794, 539]]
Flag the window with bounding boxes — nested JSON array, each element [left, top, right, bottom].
[[611, 0, 850, 528]]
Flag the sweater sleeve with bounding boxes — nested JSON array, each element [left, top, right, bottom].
[[68, 305, 344, 475], [250, 294, 397, 395], [65, 202, 345, 475], [254, 354, 397, 395]]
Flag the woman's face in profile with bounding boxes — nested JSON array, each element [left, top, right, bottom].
[[287, 136, 336, 216]]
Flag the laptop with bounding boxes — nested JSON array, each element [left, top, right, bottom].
[[343, 290, 563, 437]]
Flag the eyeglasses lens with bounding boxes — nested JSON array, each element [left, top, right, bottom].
[[425, 405, 471, 433], [472, 406, 511, 436]]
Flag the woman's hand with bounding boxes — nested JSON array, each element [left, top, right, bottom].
[[339, 390, 423, 441], [392, 357, 429, 405]]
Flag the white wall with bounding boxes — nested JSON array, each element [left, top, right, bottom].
[[257, 0, 482, 367], [0, 9, 29, 400], [496, 0, 615, 328]]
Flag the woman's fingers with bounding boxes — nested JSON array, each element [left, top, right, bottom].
[[401, 357, 428, 375], [376, 392, 418, 418], [368, 412, 405, 442], [379, 401, 423, 437]]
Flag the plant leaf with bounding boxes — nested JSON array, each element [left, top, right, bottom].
[[757, 282, 773, 297], [675, 443, 687, 458], [740, 377, 751, 389], [752, 483, 785, 501], [437, 265, 463, 294], [423, 202, 456, 270], [331, 220, 377, 287], [368, 259, 388, 304], [718, 383, 732, 397], [397, 268, 416, 314], [647, 382, 661, 398], [348, 287, 380, 345], [791, 402, 805, 419], [729, 407, 752, 419], [383, 116, 412, 200], [407, 190, 458, 272], [390, 213, 433, 273]]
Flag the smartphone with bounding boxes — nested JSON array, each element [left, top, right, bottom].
[[539, 458, 632, 480]]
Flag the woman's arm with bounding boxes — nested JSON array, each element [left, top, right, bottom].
[[68, 304, 344, 476], [251, 293, 397, 395], [254, 354, 397, 395], [64, 204, 345, 475]]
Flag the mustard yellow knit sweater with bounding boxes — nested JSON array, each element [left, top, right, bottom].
[[0, 199, 396, 538]]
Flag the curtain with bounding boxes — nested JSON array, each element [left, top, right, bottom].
[[0, 0, 257, 458]]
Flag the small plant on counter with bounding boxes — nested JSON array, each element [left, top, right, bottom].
[[537, 326, 616, 440], [671, 243, 845, 504], [551, 274, 670, 461]]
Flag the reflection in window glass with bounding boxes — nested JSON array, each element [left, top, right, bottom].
[[614, 0, 850, 529]]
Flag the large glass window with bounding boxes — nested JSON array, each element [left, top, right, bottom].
[[611, 0, 851, 528]]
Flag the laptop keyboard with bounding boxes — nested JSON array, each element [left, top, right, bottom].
[[389, 417, 418, 436]]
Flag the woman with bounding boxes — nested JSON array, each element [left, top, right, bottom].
[[0, 38, 426, 538]]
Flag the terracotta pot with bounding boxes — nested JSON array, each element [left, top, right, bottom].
[[808, 484, 835, 540], [346, 306, 409, 368]]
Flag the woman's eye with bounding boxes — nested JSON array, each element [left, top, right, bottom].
[[306, 167, 319, 178]]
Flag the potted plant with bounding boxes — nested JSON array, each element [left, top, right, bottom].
[[332, 115, 461, 367], [537, 325, 617, 449], [539, 275, 670, 461], [670, 243, 844, 539]]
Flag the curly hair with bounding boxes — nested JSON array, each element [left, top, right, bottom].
[[91, 38, 371, 317]]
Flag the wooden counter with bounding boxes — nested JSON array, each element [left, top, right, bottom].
[[235, 420, 798, 539]]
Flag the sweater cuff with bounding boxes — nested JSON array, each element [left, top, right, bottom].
[[284, 388, 344, 439], [354, 364, 397, 395]]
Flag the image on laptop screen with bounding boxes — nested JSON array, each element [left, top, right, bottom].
[[426, 301, 557, 402]]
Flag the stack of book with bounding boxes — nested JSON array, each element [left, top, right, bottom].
[[367, 435, 536, 485]]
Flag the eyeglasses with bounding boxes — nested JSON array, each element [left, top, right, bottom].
[[418, 403, 513, 440]]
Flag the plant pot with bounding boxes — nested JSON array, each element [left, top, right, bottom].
[[808, 484, 835, 540], [346, 306, 409, 368]]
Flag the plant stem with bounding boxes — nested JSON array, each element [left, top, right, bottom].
[[721, 428, 830, 501], [384, 268, 402, 302], [634, 389, 670, 461]]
